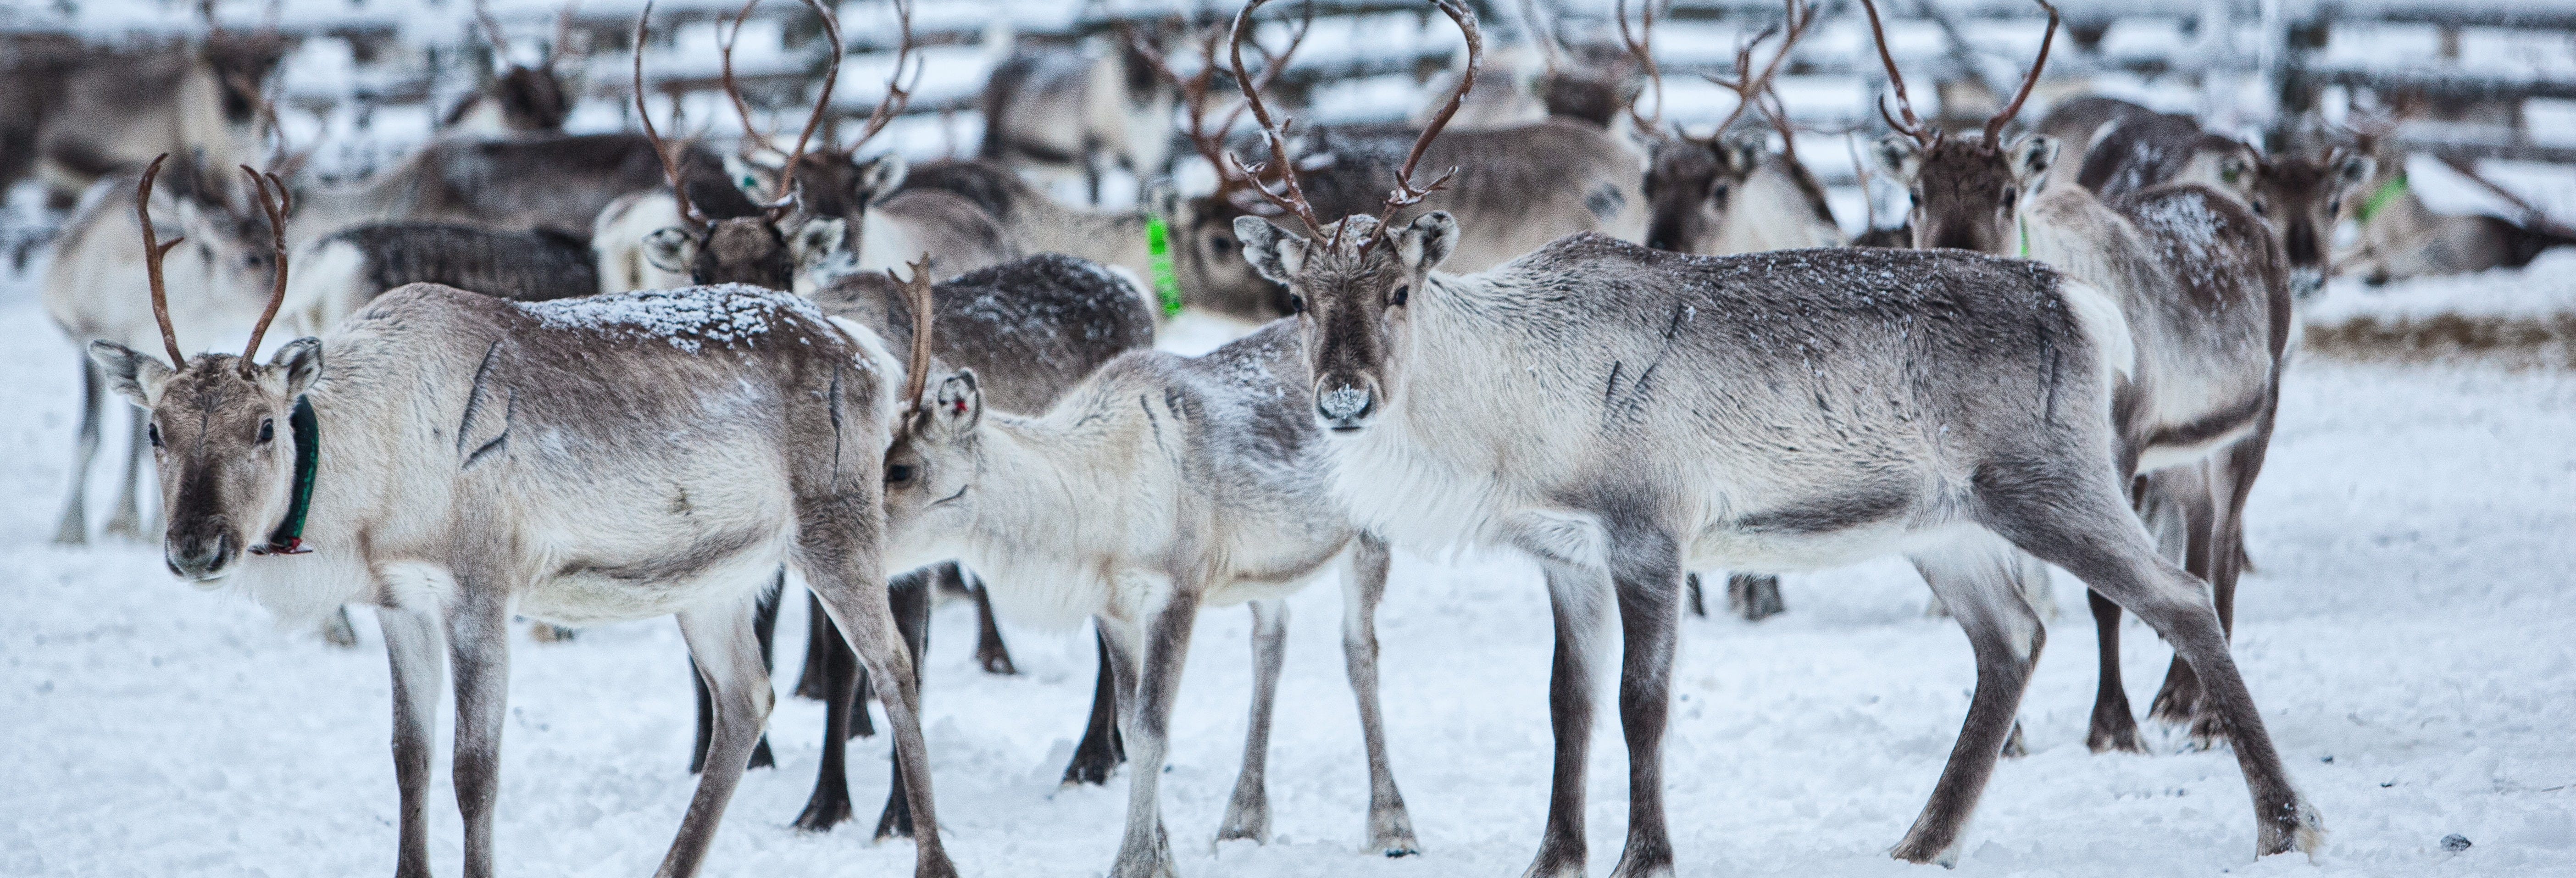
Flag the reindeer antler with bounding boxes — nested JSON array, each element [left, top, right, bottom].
[[1701, 0, 1809, 141], [758, 0, 845, 220], [1856, 0, 1939, 150], [1361, 0, 1479, 254], [720, 0, 781, 157], [237, 165, 292, 374], [1614, 0, 1666, 133], [135, 155, 189, 368], [899, 254, 936, 415], [841, 0, 918, 159], [1980, 0, 2058, 148], [1519, 0, 1566, 76], [474, 0, 516, 61], [1132, 6, 1310, 215], [633, 1, 708, 229], [1226, 0, 1330, 238]]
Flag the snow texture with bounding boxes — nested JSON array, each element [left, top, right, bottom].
[[517, 283, 829, 353]]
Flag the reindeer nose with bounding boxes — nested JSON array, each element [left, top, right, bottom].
[[167, 531, 233, 580], [1317, 383, 1376, 431], [2290, 269, 2326, 301]]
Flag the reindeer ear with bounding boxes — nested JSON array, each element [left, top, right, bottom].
[[643, 227, 695, 274], [261, 337, 323, 397], [1872, 134, 1922, 185], [89, 340, 175, 409], [1232, 216, 1305, 284], [1394, 211, 1460, 275], [927, 369, 983, 438], [2008, 135, 2059, 192], [1141, 178, 1180, 220], [857, 154, 909, 204], [1716, 135, 1764, 175], [790, 217, 847, 270], [2337, 152, 2377, 189]]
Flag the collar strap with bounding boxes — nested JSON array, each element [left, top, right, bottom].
[[2355, 175, 2409, 225], [2017, 214, 2032, 258], [249, 395, 318, 556], [1144, 214, 1184, 318]]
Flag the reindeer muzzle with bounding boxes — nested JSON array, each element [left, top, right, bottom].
[[166, 528, 237, 583], [1316, 381, 1379, 432]]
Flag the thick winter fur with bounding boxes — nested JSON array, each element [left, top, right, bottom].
[[26, 33, 287, 205], [440, 64, 574, 137], [294, 133, 716, 244], [977, 38, 1175, 204], [883, 320, 1419, 876], [45, 165, 278, 545], [89, 283, 956, 878], [2343, 156, 2576, 284], [1237, 212, 2320, 872], [1883, 132, 2303, 767], [1642, 135, 1845, 256], [283, 222, 599, 337]]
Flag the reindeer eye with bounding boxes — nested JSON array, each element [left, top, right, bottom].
[[147, 423, 163, 448], [257, 419, 274, 444], [1287, 294, 1306, 315], [2251, 199, 2269, 217], [1210, 236, 1236, 256], [1710, 182, 1731, 202], [886, 463, 915, 485], [245, 254, 264, 268], [1390, 285, 1409, 306], [2001, 189, 2018, 209]]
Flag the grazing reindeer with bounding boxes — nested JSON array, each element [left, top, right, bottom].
[[442, 1, 582, 137], [881, 307, 1422, 877], [1228, 0, 2320, 869], [978, 22, 1177, 204], [46, 158, 280, 545], [89, 154, 956, 878], [27, 27, 289, 207], [1864, 0, 2294, 753], [789, 254, 1159, 833]]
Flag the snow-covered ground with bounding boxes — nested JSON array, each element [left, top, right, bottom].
[[3, 246, 2572, 877]]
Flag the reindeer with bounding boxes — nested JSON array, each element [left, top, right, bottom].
[[1629, 0, 1842, 259], [881, 308, 1423, 878], [289, 132, 701, 244], [46, 157, 282, 546], [277, 222, 602, 338], [978, 21, 1177, 205], [24, 25, 289, 208], [441, 1, 583, 138], [2338, 122, 2576, 284], [1225, 0, 2320, 869], [89, 153, 956, 878], [1864, 0, 2299, 754]]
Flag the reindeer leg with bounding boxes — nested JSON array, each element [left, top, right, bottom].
[[2147, 464, 2220, 741], [1888, 537, 2048, 866], [1726, 573, 1784, 622], [1683, 573, 1706, 617], [1216, 600, 1287, 846], [748, 575, 781, 769], [1985, 469, 2321, 859], [873, 567, 934, 840], [1525, 561, 1611, 878], [1342, 534, 1420, 856], [809, 561, 958, 878], [378, 606, 444, 878], [686, 572, 774, 773], [1107, 589, 1201, 878], [790, 602, 862, 832], [445, 585, 512, 878], [104, 412, 151, 540], [2187, 425, 2274, 748], [2085, 589, 2144, 753], [1062, 622, 1126, 785], [655, 594, 775, 878], [794, 592, 834, 700], [52, 355, 101, 545], [1604, 529, 1682, 878], [966, 570, 1017, 675]]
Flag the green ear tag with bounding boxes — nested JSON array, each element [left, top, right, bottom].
[[1146, 214, 1184, 318], [2018, 215, 2032, 258], [2355, 175, 2409, 225]]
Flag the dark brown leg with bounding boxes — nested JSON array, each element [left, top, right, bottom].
[[873, 568, 934, 840], [1063, 622, 1127, 785]]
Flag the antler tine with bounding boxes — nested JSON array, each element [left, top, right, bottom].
[[1615, 0, 1665, 134], [632, 2, 706, 229], [474, 0, 516, 60], [899, 255, 937, 414], [1225, 0, 1327, 238], [720, 0, 783, 157], [1362, 0, 1479, 254], [236, 165, 292, 373], [1855, 0, 1937, 149], [843, 0, 917, 158], [1707, 0, 1810, 140], [135, 155, 189, 368], [1212, 1, 1312, 152], [1980, 0, 2057, 148], [1518, 0, 1565, 75], [551, 3, 582, 66]]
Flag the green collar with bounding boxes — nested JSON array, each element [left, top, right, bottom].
[[250, 395, 318, 556], [1144, 214, 1184, 318], [2354, 175, 2409, 224], [2017, 214, 2032, 258]]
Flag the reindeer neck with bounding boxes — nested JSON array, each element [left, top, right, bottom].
[[2020, 189, 2153, 295], [947, 405, 1146, 573]]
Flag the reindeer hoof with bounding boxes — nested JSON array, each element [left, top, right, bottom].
[[2257, 798, 2326, 858], [792, 795, 855, 834], [977, 650, 1017, 676], [2001, 721, 2030, 758], [318, 607, 360, 648]]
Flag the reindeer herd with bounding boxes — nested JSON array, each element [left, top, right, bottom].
[[40, 0, 2531, 873]]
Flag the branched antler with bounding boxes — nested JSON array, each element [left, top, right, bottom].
[[237, 164, 292, 373], [1225, 0, 1330, 238], [842, 0, 918, 158], [1702, 0, 1810, 141], [720, 0, 781, 156], [1130, 6, 1310, 215], [898, 254, 936, 415], [760, 0, 844, 220], [1856, 0, 1938, 149], [475, 0, 516, 60], [135, 155, 189, 368], [633, 1, 708, 229], [1614, 0, 1666, 133], [1362, 0, 1480, 254], [1979, 0, 2058, 147]]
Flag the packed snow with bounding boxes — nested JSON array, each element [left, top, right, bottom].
[[519, 283, 830, 352]]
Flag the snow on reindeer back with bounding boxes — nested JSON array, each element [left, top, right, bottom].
[[515, 284, 830, 354]]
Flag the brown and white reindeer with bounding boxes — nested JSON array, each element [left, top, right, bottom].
[[22, 21, 289, 208], [441, 1, 583, 138], [877, 294, 1424, 876], [1227, 0, 2320, 870], [1629, 0, 1843, 258], [89, 154, 956, 878], [977, 18, 1179, 204], [1863, 0, 2295, 754]]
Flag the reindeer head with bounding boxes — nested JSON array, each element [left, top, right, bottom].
[[2242, 150, 2375, 300], [1227, 0, 1476, 432], [1127, 4, 1318, 323], [468, 1, 580, 133], [89, 156, 317, 582], [874, 259, 977, 569], [201, 31, 291, 129], [1631, 0, 1817, 254], [634, 0, 850, 290], [1861, 0, 2059, 255]]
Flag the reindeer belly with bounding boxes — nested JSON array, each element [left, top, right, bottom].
[[520, 528, 788, 626]]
